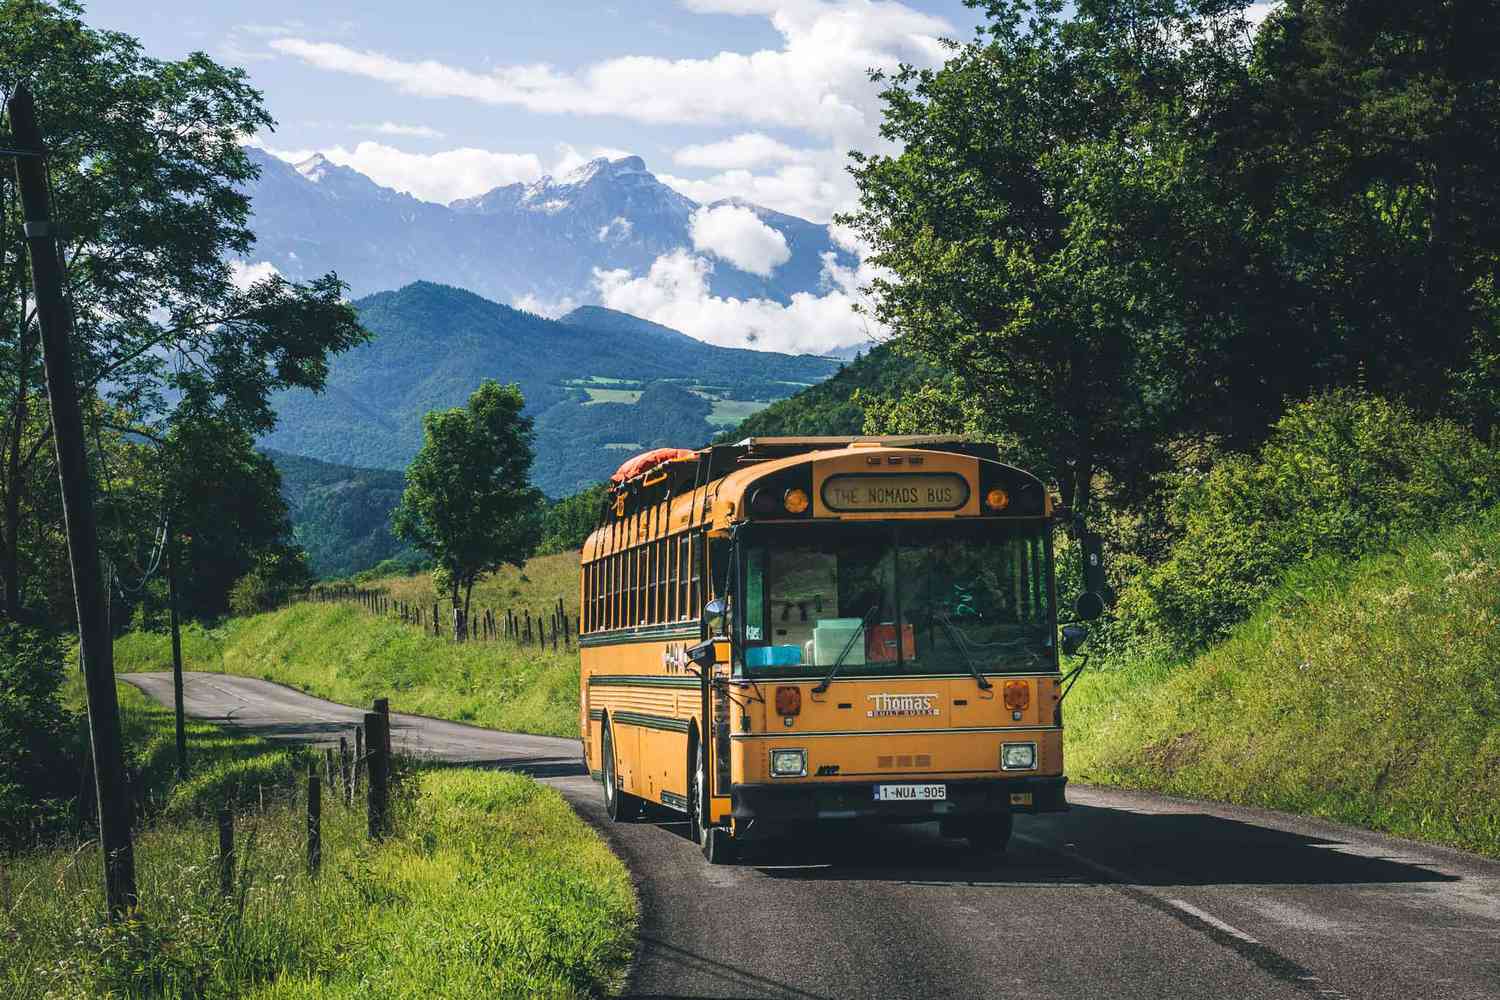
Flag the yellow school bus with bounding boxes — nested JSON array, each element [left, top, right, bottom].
[[579, 436, 1097, 863]]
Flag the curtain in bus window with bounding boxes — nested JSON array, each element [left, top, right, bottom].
[[756, 526, 894, 670]]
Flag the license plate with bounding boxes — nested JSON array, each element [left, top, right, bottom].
[[873, 783, 946, 801]]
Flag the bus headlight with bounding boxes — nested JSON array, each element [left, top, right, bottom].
[[770, 749, 807, 777], [1001, 742, 1036, 771]]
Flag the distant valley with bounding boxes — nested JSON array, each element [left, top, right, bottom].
[[261, 282, 840, 498]]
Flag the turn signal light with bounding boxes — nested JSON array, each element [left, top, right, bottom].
[[985, 487, 1010, 511], [1002, 680, 1030, 711], [775, 686, 802, 716], [783, 488, 810, 514]]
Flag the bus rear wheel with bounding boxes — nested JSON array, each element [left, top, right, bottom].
[[601, 719, 640, 822], [965, 811, 1014, 855], [690, 734, 735, 864]]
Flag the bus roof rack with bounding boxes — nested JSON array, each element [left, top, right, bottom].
[[728, 435, 1002, 461]]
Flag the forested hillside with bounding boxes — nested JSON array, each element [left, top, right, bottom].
[[263, 450, 417, 578], [261, 281, 838, 495], [721, 342, 931, 440]]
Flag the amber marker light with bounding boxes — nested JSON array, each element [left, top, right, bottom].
[[783, 488, 810, 514], [985, 487, 1010, 511], [775, 686, 802, 716], [1002, 680, 1030, 711]]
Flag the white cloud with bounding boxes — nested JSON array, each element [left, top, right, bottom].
[[551, 143, 633, 178], [1245, 3, 1280, 29], [279, 141, 543, 203], [269, 2, 949, 142], [688, 204, 791, 277], [368, 121, 446, 139], [229, 259, 281, 290], [674, 132, 813, 170], [594, 248, 878, 355], [598, 217, 633, 242], [512, 292, 580, 318]]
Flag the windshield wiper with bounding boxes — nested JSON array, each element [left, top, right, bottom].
[[935, 612, 994, 691], [811, 604, 879, 694]]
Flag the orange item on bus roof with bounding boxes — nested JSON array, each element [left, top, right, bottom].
[[610, 448, 698, 484]]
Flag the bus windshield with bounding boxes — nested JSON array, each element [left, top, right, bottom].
[[738, 522, 1054, 678]]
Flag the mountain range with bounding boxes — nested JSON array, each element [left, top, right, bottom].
[[261, 281, 840, 497], [242, 148, 855, 313]]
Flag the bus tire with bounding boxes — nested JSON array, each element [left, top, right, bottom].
[[966, 811, 1014, 855], [703, 825, 736, 865], [601, 718, 640, 823], [690, 730, 735, 864]]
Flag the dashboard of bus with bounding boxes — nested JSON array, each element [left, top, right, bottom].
[[732, 520, 1056, 680]]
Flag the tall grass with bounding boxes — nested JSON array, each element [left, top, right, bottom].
[[1066, 507, 1500, 856], [114, 553, 584, 739], [3, 684, 635, 999]]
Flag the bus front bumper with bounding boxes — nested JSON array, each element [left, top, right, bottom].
[[729, 775, 1067, 826]]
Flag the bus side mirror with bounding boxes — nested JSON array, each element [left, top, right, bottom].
[[1061, 624, 1089, 656], [703, 597, 725, 619], [686, 639, 718, 669], [1074, 591, 1105, 622]]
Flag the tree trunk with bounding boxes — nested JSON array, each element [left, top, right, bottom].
[[1, 273, 31, 619], [450, 579, 464, 642]]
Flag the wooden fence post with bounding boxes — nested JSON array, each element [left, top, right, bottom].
[[307, 764, 321, 877], [353, 725, 364, 800], [365, 711, 389, 840], [217, 805, 234, 898], [373, 697, 393, 759], [339, 735, 351, 805]]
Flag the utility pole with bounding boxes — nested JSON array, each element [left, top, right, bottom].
[[166, 527, 187, 781], [8, 84, 136, 917]]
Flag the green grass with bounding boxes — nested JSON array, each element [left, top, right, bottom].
[[3, 684, 635, 999], [1066, 507, 1500, 857], [705, 398, 771, 427], [114, 551, 585, 738], [582, 388, 642, 405]]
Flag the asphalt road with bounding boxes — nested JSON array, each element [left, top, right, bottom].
[[125, 671, 1500, 1000]]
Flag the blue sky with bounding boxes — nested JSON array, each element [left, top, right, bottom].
[[86, 0, 990, 221]]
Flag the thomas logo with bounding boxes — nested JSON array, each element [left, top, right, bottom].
[[866, 692, 940, 718], [663, 643, 691, 673]]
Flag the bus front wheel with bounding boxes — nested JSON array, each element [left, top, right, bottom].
[[601, 719, 640, 822], [691, 734, 735, 864]]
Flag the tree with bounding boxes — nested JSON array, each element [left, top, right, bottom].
[[1208, 0, 1500, 441], [843, 0, 1258, 513], [538, 482, 608, 555], [393, 382, 543, 638], [0, 1, 365, 623]]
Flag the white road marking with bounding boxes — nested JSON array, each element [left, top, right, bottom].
[[1165, 898, 1260, 944]]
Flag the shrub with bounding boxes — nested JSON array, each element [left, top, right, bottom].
[[1121, 392, 1500, 652], [0, 625, 78, 848]]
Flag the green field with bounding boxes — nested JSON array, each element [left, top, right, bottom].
[[1065, 508, 1500, 857], [705, 397, 771, 427], [582, 388, 643, 405], [2, 683, 635, 999]]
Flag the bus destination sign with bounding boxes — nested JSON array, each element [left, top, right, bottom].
[[821, 473, 971, 513]]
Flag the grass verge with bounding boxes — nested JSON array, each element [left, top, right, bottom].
[[4, 684, 635, 999], [114, 551, 583, 738], [1065, 508, 1500, 857]]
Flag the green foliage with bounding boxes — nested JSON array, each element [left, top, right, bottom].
[[722, 341, 932, 440], [1120, 393, 1500, 652], [227, 544, 314, 617], [843, 0, 1248, 509], [264, 448, 416, 579], [0, 624, 76, 848], [2, 695, 636, 998], [0, 1, 366, 627], [393, 381, 544, 617], [1067, 506, 1500, 857], [539, 483, 608, 556]]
